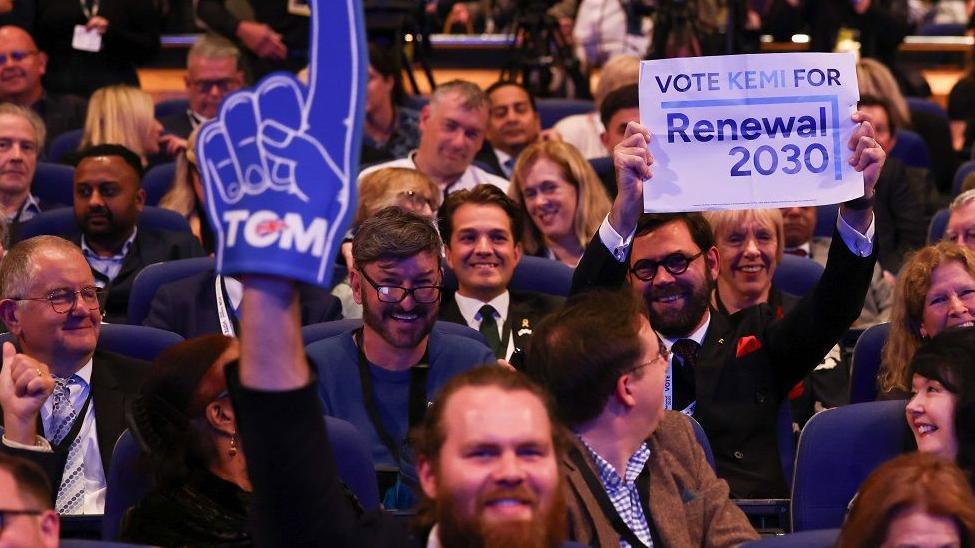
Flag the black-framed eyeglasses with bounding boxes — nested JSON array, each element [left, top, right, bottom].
[[629, 251, 704, 282], [359, 269, 442, 304], [0, 508, 44, 530], [12, 286, 104, 314], [189, 78, 240, 93], [0, 50, 38, 65]]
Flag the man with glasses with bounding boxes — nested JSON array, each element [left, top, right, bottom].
[[161, 35, 245, 139], [945, 189, 975, 252], [526, 289, 757, 546], [0, 236, 149, 515], [0, 26, 87, 148], [0, 453, 59, 547], [571, 118, 885, 499], [306, 206, 495, 506]]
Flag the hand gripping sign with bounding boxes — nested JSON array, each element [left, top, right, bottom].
[[196, 0, 364, 287], [640, 52, 861, 212]]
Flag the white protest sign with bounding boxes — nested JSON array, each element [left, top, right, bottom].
[[639, 52, 862, 212]]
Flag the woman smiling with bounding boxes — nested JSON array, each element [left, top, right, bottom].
[[509, 141, 610, 268]]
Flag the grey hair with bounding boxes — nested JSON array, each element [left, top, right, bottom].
[[188, 34, 242, 68], [0, 236, 83, 300], [0, 103, 46, 151], [429, 79, 488, 112]]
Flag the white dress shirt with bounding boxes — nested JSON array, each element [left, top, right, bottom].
[[452, 291, 515, 360], [38, 359, 107, 514]]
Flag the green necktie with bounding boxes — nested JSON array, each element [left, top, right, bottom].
[[478, 304, 503, 358]]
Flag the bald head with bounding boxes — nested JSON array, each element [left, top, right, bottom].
[[0, 26, 47, 105]]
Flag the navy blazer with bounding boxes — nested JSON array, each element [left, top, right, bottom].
[[570, 227, 876, 498], [144, 270, 343, 338]]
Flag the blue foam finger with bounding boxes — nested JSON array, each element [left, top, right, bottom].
[[195, 0, 365, 288]]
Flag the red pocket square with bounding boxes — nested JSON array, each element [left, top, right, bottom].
[[736, 335, 762, 358]]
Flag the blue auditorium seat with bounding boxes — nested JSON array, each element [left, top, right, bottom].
[[17, 207, 191, 243], [31, 162, 74, 207], [928, 207, 950, 244], [849, 322, 890, 404], [889, 129, 930, 169], [142, 162, 176, 206], [127, 257, 215, 325], [791, 400, 907, 531]]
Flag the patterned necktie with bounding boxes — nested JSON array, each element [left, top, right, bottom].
[[49, 376, 86, 514], [670, 339, 700, 412], [478, 304, 503, 358]]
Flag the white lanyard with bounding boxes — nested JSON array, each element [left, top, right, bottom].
[[214, 275, 236, 337], [80, 0, 99, 20]]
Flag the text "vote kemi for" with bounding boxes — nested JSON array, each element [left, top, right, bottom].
[[222, 210, 330, 257]]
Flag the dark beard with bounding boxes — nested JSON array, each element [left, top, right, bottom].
[[360, 294, 436, 349], [434, 483, 567, 548], [645, 274, 713, 338]]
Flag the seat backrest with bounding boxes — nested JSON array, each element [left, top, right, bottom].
[[154, 98, 190, 119], [32, 162, 75, 207], [742, 528, 841, 547], [98, 324, 184, 361], [813, 203, 839, 238], [906, 97, 949, 119], [791, 400, 907, 531], [536, 98, 594, 129], [102, 430, 152, 540], [588, 156, 613, 180], [325, 415, 380, 510], [928, 207, 950, 244], [442, 255, 573, 297], [142, 162, 176, 206], [889, 129, 931, 169], [16, 207, 192, 244], [953, 160, 975, 197], [47, 128, 83, 164], [849, 322, 890, 404], [687, 415, 716, 471], [0, 325, 181, 363], [302, 319, 490, 347], [773, 254, 824, 297], [103, 416, 379, 541], [127, 257, 215, 325]]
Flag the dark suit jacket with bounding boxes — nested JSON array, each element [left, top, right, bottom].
[[159, 111, 195, 140], [0, 350, 149, 502], [438, 289, 563, 354], [571, 227, 876, 498], [32, 92, 87, 150], [70, 228, 207, 324], [474, 143, 506, 177], [565, 412, 758, 547], [873, 156, 929, 273], [143, 270, 343, 338]]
